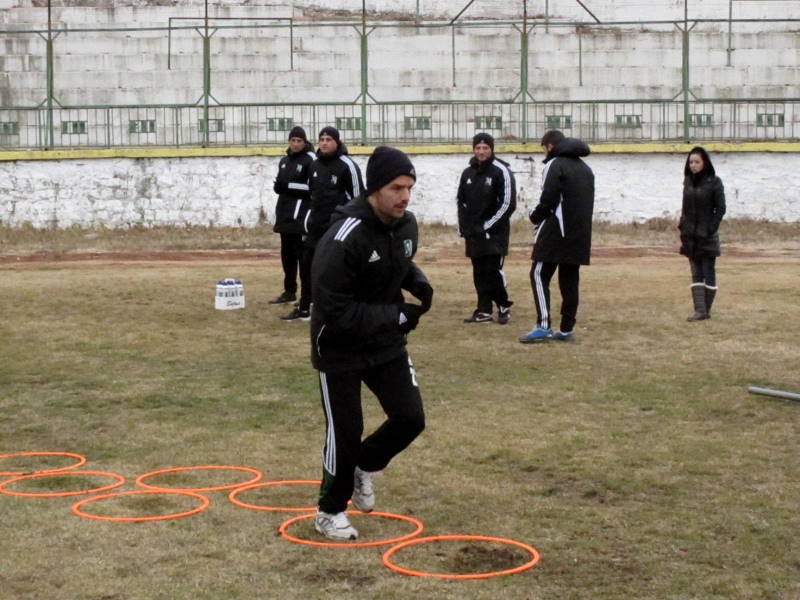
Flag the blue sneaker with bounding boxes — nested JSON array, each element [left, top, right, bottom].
[[518, 326, 553, 343], [552, 330, 574, 342]]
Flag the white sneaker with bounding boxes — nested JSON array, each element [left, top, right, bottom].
[[314, 510, 358, 541], [351, 467, 377, 513]]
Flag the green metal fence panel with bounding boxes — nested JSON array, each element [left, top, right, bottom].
[[2, 11, 800, 150], [2, 100, 799, 150]]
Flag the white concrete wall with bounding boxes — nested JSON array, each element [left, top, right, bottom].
[[1, 152, 797, 228], [1, 1, 798, 107]]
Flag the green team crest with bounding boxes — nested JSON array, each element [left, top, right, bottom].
[[403, 239, 413, 257]]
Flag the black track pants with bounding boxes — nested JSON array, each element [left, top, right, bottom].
[[530, 261, 580, 333], [317, 352, 425, 514], [279, 232, 302, 295], [297, 245, 314, 312], [470, 254, 510, 314]]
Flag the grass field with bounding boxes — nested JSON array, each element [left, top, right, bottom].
[[1, 221, 799, 599]]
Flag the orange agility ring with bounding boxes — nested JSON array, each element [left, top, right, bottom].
[[228, 480, 320, 513], [135, 465, 263, 493], [279, 510, 424, 549], [0, 452, 87, 477], [382, 534, 541, 580], [72, 490, 210, 522], [0, 470, 125, 498]]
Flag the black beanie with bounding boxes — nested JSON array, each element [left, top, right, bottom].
[[366, 146, 416, 196], [318, 126, 341, 144], [288, 125, 307, 141], [472, 132, 495, 151]]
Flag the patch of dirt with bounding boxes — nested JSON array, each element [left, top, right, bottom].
[[0, 244, 795, 268], [0, 249, 278, 265], [449, 544, 522, 573]]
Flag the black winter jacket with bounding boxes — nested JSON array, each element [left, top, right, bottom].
[[530, 138, 594, 265], [679, 172, 726, 258], [457, 155, 517, 258], [310, 196, 430, 374], [273, 142, 316, 234], [305, 144, 364, 247]]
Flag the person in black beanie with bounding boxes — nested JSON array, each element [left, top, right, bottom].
[[457, 132, 517, 324], [309, 146, 432, 541], [269, 125, 316, 305], [281, 125, 364, 321]]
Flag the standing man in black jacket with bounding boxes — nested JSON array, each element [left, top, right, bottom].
[[457, 133, 517, 324], [281, 126, 364, 321], [520, 130, 594, 343], [270, 126, 316, 305], [310, 146, 432, 541]]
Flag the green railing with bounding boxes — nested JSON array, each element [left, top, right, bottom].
[[1, 99, 798, 150], [1, 2, 799, 150]]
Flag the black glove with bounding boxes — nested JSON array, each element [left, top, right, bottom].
[[398, 303, 425, 334], [409, 281, 434, 313], [273, 179, 287, 194], [472, 223, 486, 237]]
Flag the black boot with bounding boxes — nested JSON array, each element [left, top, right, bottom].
[[687, 283, 708, 321], [705, 285, 717, 318]]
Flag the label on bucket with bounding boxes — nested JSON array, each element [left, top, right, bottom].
[[215, 278, 245, 310]]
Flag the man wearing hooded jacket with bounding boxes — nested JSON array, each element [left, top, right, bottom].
[[281, 126, 364, 321], [270, 126, 316, 306], [310, 146, 432, 542], [457, 132, 517, 324], [520, 130, 594, 343]]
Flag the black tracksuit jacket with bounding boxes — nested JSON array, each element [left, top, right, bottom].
[[273, 142, 316, 235], [457, 155, 517, 258], [310, 196, 430, 374], [530, 137, 595, 266], [305, 144, 364, 246]]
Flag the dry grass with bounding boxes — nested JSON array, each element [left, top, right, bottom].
[[1, 224, 799, 599]]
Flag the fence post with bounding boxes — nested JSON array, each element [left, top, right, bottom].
[[45, 0, 55, 150], [360, 14, 368, 145], [520, 8, 529, 142], [202, 0, 211, 148], [681, 21, 690, 143]]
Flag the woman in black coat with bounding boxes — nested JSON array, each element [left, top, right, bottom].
[[678, 146, 726, 321]]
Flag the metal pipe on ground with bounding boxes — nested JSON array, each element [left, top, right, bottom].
[[747, 386, 800, 402]]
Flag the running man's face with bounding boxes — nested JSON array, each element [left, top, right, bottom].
[[688, 153, 704, 174], [368, 175, 415, 223], [288, 137, 306, 153], [318, 134, 338, 154], [473, 142, 492, 163]]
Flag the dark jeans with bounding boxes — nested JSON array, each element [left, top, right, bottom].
[[688, 256, 717, 287], [317, 352, 425, 514], [529, 261, 580, 332], [470, 254, 511, 313], [279, 232, 302, 295]]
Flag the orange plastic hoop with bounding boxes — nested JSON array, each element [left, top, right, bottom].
[[135, 465, 263, 492], [72, 490, 210, 522], [228, 480, 320, 512], [382, 534, 541, 580], [0, 470, 126, 498], [0, 452, 87, 477], [279, 510, 424, 548]]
